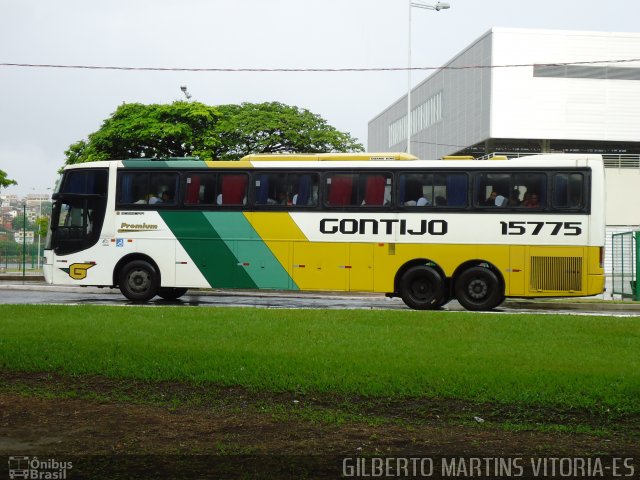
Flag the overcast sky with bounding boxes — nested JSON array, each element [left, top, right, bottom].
[[1, 0, 639, 196]]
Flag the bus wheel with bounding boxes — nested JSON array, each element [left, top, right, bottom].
[[400, 266, 445, 310], [433, 286, 452, 308], [454, 267, 502, 311], [158, 288, 188, 301], [118, 260, 160, 301]]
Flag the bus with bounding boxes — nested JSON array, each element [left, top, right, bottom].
[[43, 152, 605, 311]]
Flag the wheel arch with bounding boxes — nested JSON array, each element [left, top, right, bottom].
[[113, 253, 162, 287], [393, 258, 448, 296], [451, 259, 505, 294]]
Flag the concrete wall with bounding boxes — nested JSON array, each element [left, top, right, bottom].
[[605, 168, 640, 226]]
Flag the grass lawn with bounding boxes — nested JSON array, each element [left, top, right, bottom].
[[0, 305, 638, 415]]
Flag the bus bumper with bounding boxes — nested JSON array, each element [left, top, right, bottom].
[[43, 250, 53, 284]]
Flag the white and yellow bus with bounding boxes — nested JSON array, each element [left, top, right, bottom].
[[44, 152, 605, 311]]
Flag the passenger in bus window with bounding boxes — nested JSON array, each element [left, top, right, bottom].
[[277, 191, 290, 205], [508, 190, 521, 206], [524, 193, 540, 208], [134, 193, 159, 204], [435, 196, 447, 206], [482, 191, 497, 206], [403, 179, 428, 206]]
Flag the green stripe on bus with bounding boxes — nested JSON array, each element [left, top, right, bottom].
[[159, 211, 296, 290], [159, 211, 257, 289], [202, 212, 298, 291]]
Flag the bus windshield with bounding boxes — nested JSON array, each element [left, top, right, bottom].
[[48, 168, 108, 254]]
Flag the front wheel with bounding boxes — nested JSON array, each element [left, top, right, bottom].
[[454, 266, 503, 311], [399, 265, 445, 310], [118, 260, 160, 301], [157, 287, 188, 301]]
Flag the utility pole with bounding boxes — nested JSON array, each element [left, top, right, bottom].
[[22, 204, 26, 278]]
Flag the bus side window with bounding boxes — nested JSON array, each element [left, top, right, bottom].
[[150, 172, 178, 205], [362, 174, 392, 206], [119, 172, 150, 204], [218, 173, 248, 206], [185, 175, 201, 204], [517, 173, 546, 208], [439, 173, 467, 207], [185, 173, 216, 205], [553, 173, 584, 209], [399, 173, 431, 206], [475, 173, 509, 207], [254, 172, 288, 205], [293, 174, 318, 206], [326, 174, 354, 206], [117, 171, 178, 206]]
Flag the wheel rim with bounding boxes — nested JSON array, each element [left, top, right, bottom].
[[127, 268, 151, 294], [409, 277, 433, 302], [466, 277, 488, 300]]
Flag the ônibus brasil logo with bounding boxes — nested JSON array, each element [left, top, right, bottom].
[[8, 456, 72, 479]]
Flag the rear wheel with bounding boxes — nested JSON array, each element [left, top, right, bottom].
[[433, 284, 452, 308], [118, 260, 160, 301], [158, 287, 188, 301], [399, 265, 445, 310], [454, 266, 503, 311]]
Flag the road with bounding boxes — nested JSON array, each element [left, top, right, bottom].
[[1, 281, 639, 316]]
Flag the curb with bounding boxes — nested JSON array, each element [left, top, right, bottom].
[[1, 279, 639, 311], [0, 275, 45, 282], [506, 300, 640, 312]]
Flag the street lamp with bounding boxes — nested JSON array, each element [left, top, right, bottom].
[[180, 85, 192, 100], [407, 1, 450, 155]]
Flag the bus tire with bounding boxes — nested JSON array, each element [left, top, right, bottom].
[[454, 267, 503, 311], [434, 286, 452, 308], [400, 266, 445, 310], [118, 260, 160, 301], [158, 287, 188, 301]]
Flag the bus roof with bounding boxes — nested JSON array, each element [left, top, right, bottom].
[[63, 153, 603, 170], [240, 152, 418, 161]]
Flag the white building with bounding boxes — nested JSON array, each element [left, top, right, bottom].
[[369, 27, 640, 160]]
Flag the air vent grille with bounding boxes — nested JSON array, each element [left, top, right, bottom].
[[530, 256, 582, 292]]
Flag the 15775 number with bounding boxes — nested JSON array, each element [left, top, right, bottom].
[[500, 221, 582, 236]]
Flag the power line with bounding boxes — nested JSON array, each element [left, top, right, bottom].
[[0, 58, 638, 73]]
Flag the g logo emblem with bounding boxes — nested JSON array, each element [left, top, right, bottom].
[[62, 262, 95, 280]]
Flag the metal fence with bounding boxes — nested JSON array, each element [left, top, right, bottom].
[[0, 205, 47, 276], [611, 231, 640, 301]]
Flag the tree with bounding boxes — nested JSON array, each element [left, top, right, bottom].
[[35, 216, 49, 239], [65, 101, 363, 164], [213, 102, 363, 159], [12, 216, 33, 232], [65, 102, 221, 163], [0, 169, 17, 190]]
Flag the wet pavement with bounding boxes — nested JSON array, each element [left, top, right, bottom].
[[1, 279, 639, 316]]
